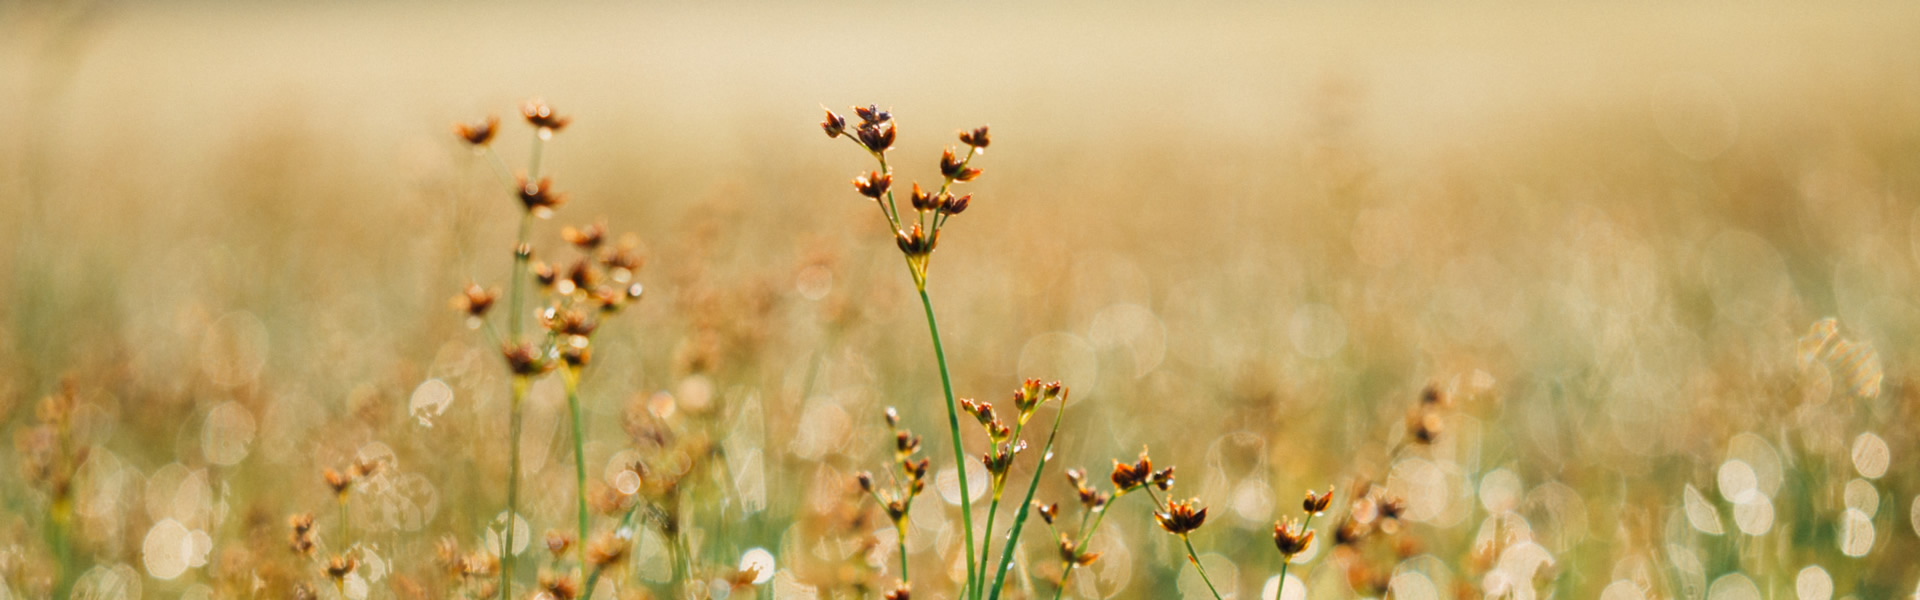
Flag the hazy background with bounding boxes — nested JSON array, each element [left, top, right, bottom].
[[3, 1, 1919, 598]]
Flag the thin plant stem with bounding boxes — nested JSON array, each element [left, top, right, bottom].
[[975, 416, 1028, 593], [1179, 535, 1225, 600], [1051, 494, 1129, 600], [986, 405, 1067, 600], [897, 528, 911, 584], [502, 375, 530, 597], [916, 287, 979, 599], [563, 369, 591, 580], [1275, 512, 1315, 599], [338, 496, 350, 548], [583, 502, 641, 598]]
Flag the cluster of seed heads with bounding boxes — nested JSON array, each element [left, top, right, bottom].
[[824, 105, 990, 289]]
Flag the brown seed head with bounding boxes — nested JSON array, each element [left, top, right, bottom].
[[855, 120, 896, 153], [539, 569, 582, 600], [516, 175, 567, 215], [854, 104, 891, 125], [894, 431, 921, 457], [521, 99, 571, 131], [852, 171, 892, 200], [501, 342, 553, 376], [1110, 449, 1153, 491], [1037, 502, 1059, 525], [531, 260, 559, 288], [855, 471, 874, 493], [959, 126, 990, 150], [455, 115, 499, 146], [895, 223, 937, 258], [1304, 486, 1335, 514], [562, 221, 607, 250], [455, 283, 498, 317], [821, 109, 848, 138], [323, 468, 354, 497], [884, 406, 900, 428], [584, 532, 630, 568], [909, 182, 937, 212], [326, 554, 358, 580], [1273, 516, 1314, 556], [1155, 498, 1208, 535], [883, 582, 911, 600], [545, 530, 575, 559]]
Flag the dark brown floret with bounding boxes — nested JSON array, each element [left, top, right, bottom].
[[959, 126, 990, 149], [1154, 498, 1207, 535], [455, 116, 499, 146], [1273, 516, 1314, 556], [516, 175, 567, 214], [521, 99, 572, 131]]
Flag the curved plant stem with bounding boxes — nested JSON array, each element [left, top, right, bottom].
[[1051, 495, 1127, 600], [898, 528, 911, 583], [986, 406, 1066, 600], [564, 369, 591, 581], [1179, 535, 1225, 600], [916, 286, 979, 600]]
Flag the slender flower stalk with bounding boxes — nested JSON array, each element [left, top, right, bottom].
[[986, 387, 1069, 600], [1144, 487, 1222, 600], [562, 369, 591, 579], [827, 105, 992, 599]]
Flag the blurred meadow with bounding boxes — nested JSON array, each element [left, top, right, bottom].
[[4, 1, 1920, 598]]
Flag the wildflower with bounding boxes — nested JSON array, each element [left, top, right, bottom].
[[1273, 516, 1314, 556], [883, 582, 911, 600], [562, 221, 606, 250], [539, 569, 582, 600], [1058, 535, 1100, 567], [584, 532, 630, 569], [455, 283, 498, 317], [821, 109, 848, 138], [501, 342, 554, 376], [1304, 486, 1334, 514], [1155, 498, 1208, 535], [323, 468, 354, 498], [852, 171, 892, 200], [958, 126, 990, 150], [521, 99, 572, 131], [516, 175, 567, 214], [939, 147, 981, 181], [455, 116, 499, 146], [326, 554, 358, 581], [545, 530, 575, 558]]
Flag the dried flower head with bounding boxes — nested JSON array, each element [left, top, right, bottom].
[[326, 554, 359, 581], [939, 147, 982, 181], [1273, 516, 1314, 556], [1304, 486, 1335, 514], [821, 109, 848, 138], [853, 171, 893, 200], [288, 513, 316, 555], [521, 99, 572, 131], [562, 221, 606, 250], [516, 175, 567, 215], [883, 582, 911, 600], [1058, 534, 1101, 567], [1110, 449, 1154, 491], [958, 126, 990, 150], [538, 569, 582, 600], [455, 283, 498, 317], [1037, 502, 1059, 525], [323, 468, 354, 497], [545, 530, 575, 559], [1154, 498, 1208, 535], [501, 342, 554, 376], [584, 532, 630, 568], [455, 115, 499, 146]]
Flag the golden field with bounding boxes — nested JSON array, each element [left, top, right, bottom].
[[2, 1, 1920, 598]]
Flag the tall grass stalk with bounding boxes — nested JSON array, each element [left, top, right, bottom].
[[986, 405, 1066, 600], [916, 286, 980, 598]]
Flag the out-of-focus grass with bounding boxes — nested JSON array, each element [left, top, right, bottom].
[[2, 1, 1920, 598]]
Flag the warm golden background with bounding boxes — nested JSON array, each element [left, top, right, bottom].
[[4, 1, 1920, 598]]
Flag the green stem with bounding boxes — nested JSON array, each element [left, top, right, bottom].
[[338, 496, 350, 548], [1052, 496, 1125, 600], [564, 370, 591, 582], [1275, 513, 1314, 598], [976, 416, 1028, 593], [1179, 535, 1225, 600], [897, 528, 911, 584], [502, 376, 529, 598], [584, 502, 642, 596], [916, 287, 979, 600], [986, 405, 1066, 600]]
